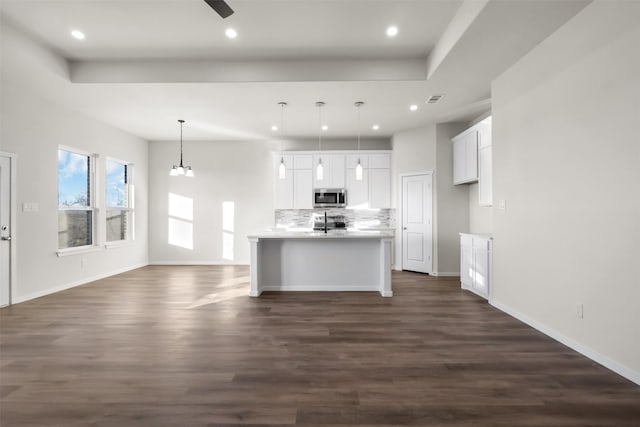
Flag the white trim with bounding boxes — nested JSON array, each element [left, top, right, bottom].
[[431, 272, 459, 277], [397, 171, 434, 273], [56, 246, 103, 257], [490, 299, 640, 386], [104, 240, 134, 249], [150, 261, 249, 266], [0, 152, 18, 306], [12, 263, 148, 304]]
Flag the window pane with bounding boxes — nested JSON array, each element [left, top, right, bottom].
[[58, 211, 93, 248], [106, 209, 129, 242], [106, 160, 127, 208], [58, 149, 90, 207]]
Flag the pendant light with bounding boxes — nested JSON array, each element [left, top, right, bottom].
[[278, 102, 287, 179], [170, 119, 194, 177], [315, 101, 325, 181], [355, 102, 364, 181]]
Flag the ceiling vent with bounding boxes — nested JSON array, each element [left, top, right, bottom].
[[427, 94, 444, 104]]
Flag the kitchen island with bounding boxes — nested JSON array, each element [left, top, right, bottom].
[[247, 230, 394, 297]]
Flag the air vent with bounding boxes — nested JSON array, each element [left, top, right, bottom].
[[427, 94, 444, 104]]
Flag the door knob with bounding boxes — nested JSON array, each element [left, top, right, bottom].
[[1, 236, 11, 241], [403, 227, 407, 230]]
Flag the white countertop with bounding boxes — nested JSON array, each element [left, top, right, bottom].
[[459, 232, 493, 239], [248, 229, 394, 240]]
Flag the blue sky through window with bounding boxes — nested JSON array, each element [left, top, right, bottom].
[[106, 160, 126, 207], [58, 149, 89, 207]]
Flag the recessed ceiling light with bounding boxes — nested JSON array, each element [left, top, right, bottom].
[[386, 26, 398, 37], [409, 104, 418, 111], [271, 125, 278, 131], [70, 29, 85, 40], [321, 125, 328, 131], [372, 125, 380, 130], [225, 28, 237, 39]]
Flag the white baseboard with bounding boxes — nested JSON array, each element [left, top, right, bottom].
[[260, 285, 380, 293], [150, 261, 249, 266], [431, 272, 459, 277], [490, 299, 640, 386], [13, 262, 148, 304]]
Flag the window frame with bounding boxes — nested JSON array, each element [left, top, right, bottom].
[[104, 157, 135, 245], [56, 146, 97, 255]]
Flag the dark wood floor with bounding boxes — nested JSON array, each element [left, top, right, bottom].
[[1, 266, 639, 426]]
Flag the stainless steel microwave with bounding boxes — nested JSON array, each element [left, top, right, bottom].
[[313, 188, 347, 208]]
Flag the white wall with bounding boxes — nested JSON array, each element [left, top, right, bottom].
[[391, 125, 468, 274], [492, 1, 640, 381], [468, 183, 493, 233], [149, 141, 274, 264], [391, 126, 437, 269], [435, 123, 469, 275], [0, 22, 149, 302]]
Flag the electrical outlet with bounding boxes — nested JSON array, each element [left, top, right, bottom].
[[576, 303, 584, 319]]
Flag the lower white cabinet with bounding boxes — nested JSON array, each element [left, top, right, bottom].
[[460, 233, 492, 299]]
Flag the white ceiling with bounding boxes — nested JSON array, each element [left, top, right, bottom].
[[0, 0, 591, 141]]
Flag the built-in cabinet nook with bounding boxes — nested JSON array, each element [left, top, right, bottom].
[[453, 116, 493, 300]]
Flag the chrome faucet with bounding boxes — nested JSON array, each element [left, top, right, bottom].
[[324, 211, 328, 234]]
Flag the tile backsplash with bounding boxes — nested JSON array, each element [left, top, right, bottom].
[[275, 208, 395, 229]]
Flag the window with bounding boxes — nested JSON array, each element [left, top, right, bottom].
[[58, 148, 94, 250], [105, 159, 134, 242]]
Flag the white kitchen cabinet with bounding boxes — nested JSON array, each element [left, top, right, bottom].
[[478, 145, 493, 206], [477, 118, 493, 206], [369, 153, 391, 169], [460, 233, 492, 300], [452, 129, 478, 185], [313, 154, 345, 189], [274, 155, 293, 209], [293, 155, 313, 170], [346, 168, 369, 208], [275, 150, 391, 210], [369, 168, 391, 209], [293, 170, 313, 209], [346, 154, 368, 169]]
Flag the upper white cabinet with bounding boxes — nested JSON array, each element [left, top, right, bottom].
[[452, 130, 478, 185], [274, 155, 293, 209], [346, 168, 369, 208], [346, 153, 391, 209], [276, 151, 391, 210], [369, 168, 391, 208], [293, 169, 313, 209], [346, 154, 369, 169], [293, 155, 313, 170], [477, 118, 493, 206], [313, 154, 345, 189]]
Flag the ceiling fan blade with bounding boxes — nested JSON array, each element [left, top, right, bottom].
[[203, 0, 234, 19]]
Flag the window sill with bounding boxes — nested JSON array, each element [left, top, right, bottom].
[[56, 246, 103, 257], [104, 240, 134, 249]]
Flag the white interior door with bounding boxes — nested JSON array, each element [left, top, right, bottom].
[[0, 156, 11, 307], [402, 173, 432, 273]]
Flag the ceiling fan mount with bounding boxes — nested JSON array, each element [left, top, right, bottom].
[[203, 0, 234, 19]]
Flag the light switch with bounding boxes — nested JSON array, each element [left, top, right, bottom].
[[22, 202, 39, 212], [498, 199, 506, 211]]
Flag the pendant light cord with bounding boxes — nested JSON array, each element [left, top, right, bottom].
[[316, 101, 324, 152], [279, 102, 287, 156], [356, 102, 362, 151], [180, 120, 184, 167]]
